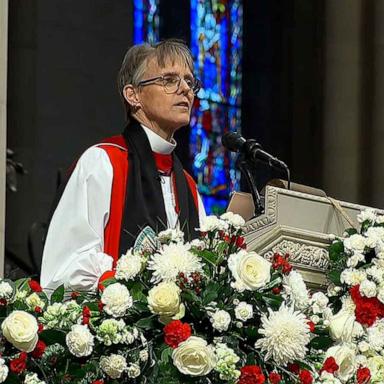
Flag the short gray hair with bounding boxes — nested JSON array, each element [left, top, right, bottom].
[[117, 39, 194, 121]]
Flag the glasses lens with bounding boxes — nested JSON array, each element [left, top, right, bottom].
[[163, 75, 180, 93]]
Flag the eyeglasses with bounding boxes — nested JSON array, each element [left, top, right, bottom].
[[137, 74, 201, 95]]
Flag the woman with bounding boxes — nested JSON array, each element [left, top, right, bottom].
[[40, 39, 206, 293]]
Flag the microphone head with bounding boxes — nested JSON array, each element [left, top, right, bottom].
[[221, 132, 246, 152]]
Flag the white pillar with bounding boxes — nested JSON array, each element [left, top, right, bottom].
[[0, 1, 8, 276], [322, 0, 363, 203]]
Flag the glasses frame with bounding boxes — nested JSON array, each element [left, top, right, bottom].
[[137, 74, 202, 96]]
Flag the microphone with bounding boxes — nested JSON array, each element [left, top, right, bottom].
[[222, 132, 287, 169]]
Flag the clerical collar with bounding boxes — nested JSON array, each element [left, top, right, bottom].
[[141, 125, 177, 155]]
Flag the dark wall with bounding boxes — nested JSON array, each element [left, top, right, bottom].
[[6, 0, 133, 275]]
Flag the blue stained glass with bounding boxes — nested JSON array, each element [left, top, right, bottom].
[[133, 0, 160, 44]]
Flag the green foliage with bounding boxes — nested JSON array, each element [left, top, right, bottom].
[[50, 285, 65, 304]]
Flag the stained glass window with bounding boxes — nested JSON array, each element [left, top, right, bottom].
[[133, 0, 160, 44], [190, 0, 243, 214]]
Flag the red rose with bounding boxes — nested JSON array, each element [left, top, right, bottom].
[[163, 320, 192, 349], [357, 367, 371, 384], [31, 340, 46, 359], [299, 369, 313, 384], [268, 372, 282, 384], [82, 306, 91, 325], [239, 365, 265, 384], [10, 352, 27, 374], [28, 279, 42, 292], [287, 363, 300, 374], [320, 357, 339, 375]]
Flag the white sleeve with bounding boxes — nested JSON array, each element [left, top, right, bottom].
[[40, 147, 114, 293], [197, 191, 206, 225]]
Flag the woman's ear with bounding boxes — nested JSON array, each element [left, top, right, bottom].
[[123, 85, 140, 108]]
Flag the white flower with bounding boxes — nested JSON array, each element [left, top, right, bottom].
[[228, 250, 271, 291], [24, 373, 46, 384], [340, 268, 367, 286], [325, 344, 357, 383], [0, 281, 13, 300], [220, 212, 245, 228], [0, 359, 8, 383], [157, 228, 184, 243], [358, 341, 370, 353], [319, 371, 343, 384], [115, 250, 142, 281], [139, 349, 149, 362], [255, 305, 310, 365], [101, 283, 133, 318], [366, 266, 384, 284], [367, 355, 384, 383], [210, 310, 231, 332], [311, 292, 329, 314], [346, 252, 365, 268], [1, 311, 38, 352], [327, 284, 342, 297], [148, 243, 203, 283], [66, 324, 94, 357], [25, 293, 45, 311], [127, 363, 141, 378], [359, 279, 377, 298], [235, 302, 253, 322], [357, 209, 377, 223], [214, 343, 240, 381], [147, 282, 184, 321], [328, 309, 356, 342], [367, 319, 384, 352], [344, 234, 367, 253], [378, 287, 384, 304], [377, 215, 384, 224], [197, 215, 229, 232], [283, 270, 310, 310], [172, 336, 216, 376], [100, 354, 127, 379]]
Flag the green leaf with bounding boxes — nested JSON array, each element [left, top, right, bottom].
[[328, 240, 344, 262], [50, 285, 65, 304], [160, 346, 173, 364], [262, 293, 284, 309], [328, 270, 341, 285], [40, 329, 66, 345], [135, 315, 157, 330], [309, 335, 334, 350], [14, 277, 29, 291], [199, 249, 218, 266]]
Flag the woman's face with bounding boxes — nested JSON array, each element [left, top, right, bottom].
[[136, 57, 195, 134]]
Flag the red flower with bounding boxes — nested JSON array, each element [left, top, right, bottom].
[[91, 381, 104, 384], [31, 340, 46, 359], [236, 236, 246, 249], [28, 279, 42, 292], [10, 352, 27, 374], [320, 357, 339, 375], [287, 363, 300, 374], [307, 320, 315, 333], [38, 323, 44, 333], [34, 306, 43, 314], [0, 298, 7, 306], [82, 306, 91, 325], [71, 291, 80, 300], [355, 301, 378, 327], [268, 372, 282, 384], [98, 300, 104, 312], [163, 320, 192, 349], [299, 369, 313, 384], [239, 365, 265, 384], [357, 367, 371, 384], [272, 287, 281, 295], [272, 253, 292, 274]]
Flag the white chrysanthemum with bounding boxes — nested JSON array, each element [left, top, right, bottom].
[[0, 281, 13, 300], [359, 279, 377, 298], [127, 363, 141, 378], [147, 243, 203, 283], [100, 354, 127, 379], [24, 373, 46, 384], [66, 324, 94, 357], [357, 209, 377, 224], [220, 212, 245, 229], [367, 319, 384, 352], [255, 305, 310, 366], [282, 271, 310, 310], [101, 283, 133, 318], [210, 310, 231, 332], [344, 234, 367, 253], [197, 215, 229, 232], [0, 359, 8, 383], [157, 228, 184, 243], [115, 250, 142, 281], [235, 302, 253, 322]]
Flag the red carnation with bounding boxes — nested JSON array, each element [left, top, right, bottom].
[[236, 236, 246, 249], [299, 369, 313, 384], [28, 279, 42, 292], [239, 365, 265, 384], [34, 306, 43, 314], [163, 320, 192, 349], [82, 306, 91, 325], [91, 381, 104, 384], [287, 363, 300, 374], [357, 367, 371, 384], [268, 372, 282, 384], [31, 339, 46, 359], [355, 301, 378, 327], [320, 357, 339, 375], [38, 323, 44, 333], [10, 352, 27, 374], [307, 320, 315, 332]]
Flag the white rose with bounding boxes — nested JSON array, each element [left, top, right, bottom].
[[359, 279, 377, 298], [127, 363, 141, 378], [344, 234, 367, 253], [328, 310, 355, 342], [148, 282, 184, 320], [235, 302, 253, 322], [311, 292, 329, 314], [210, 310, 231, 332], [0, 281, 13, 300], [1, 310, 38, 352], [115, 250, 142, 281], [0, 359, 8, 383], [25, 293, 45, 311], [100, 354, 127, 379], [172, 336, 216, 376], [24, 373, 46, 384], [66, 324, 94, 357], [197, 216, 229, 232], [220, 212, 245, 228], [325, 344, 356, 383], [101, 283, 133, 318], [228, 250, 271, 291]]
